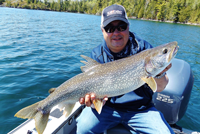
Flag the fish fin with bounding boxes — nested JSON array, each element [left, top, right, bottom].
[[58, 102, 75, 117], [80, 55, 100, 72], [34, 112, 50, 134], [92, 99, 103, 114], [80, 60, 87, 65], [15, 101, 50, 134], [141, 77, 157, 92], [48, 88, 56, 94], [63, 103, 75, 117], [14, 101, 40, 119], [57, 101, 67, 111]]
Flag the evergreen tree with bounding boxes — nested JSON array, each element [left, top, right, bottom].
[[0, 0, 5, 4], [157, 1, 166, 21]]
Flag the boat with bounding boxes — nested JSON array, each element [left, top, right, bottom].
[[8, 58, 200, 134]]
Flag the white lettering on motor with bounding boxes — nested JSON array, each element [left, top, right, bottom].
[[156, 93, 174, 103]]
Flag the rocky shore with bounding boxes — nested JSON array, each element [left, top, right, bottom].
[[129, 17, 200, 26]]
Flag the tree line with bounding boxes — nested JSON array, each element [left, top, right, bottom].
[[1, 0, 200, 24]]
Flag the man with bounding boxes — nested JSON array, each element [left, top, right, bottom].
[[77, 4, 174, 134]]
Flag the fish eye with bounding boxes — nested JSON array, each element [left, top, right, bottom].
[[162, 49, 168, 54]]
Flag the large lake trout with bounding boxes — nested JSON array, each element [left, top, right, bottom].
[[15, 41, 179, 134]]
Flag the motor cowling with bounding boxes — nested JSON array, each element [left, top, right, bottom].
[[153, 58, 194, 124]]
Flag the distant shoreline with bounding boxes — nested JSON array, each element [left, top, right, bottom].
[[129, 17, 200, 26], [1, 6, 200, 26]]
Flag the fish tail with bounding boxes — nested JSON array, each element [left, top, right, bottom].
[[15, 101, 50, 134]]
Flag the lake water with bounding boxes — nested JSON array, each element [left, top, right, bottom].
[[0, 7, 200, 133]]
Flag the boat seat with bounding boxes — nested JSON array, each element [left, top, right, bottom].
[[104, 124, 131, 134]]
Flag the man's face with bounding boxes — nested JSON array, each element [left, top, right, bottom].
[[102, 20, 129, 53]]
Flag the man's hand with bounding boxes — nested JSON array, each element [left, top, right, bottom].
[[79, 93, 108, 107], [155, 63, 172, 92]]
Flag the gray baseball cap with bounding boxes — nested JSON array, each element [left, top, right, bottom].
[[101, 4, 129, 27]]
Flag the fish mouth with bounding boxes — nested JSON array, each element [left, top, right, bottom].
[[168, 45, 179, 62], [174, 46, 179, 55], [173, 45, 179, 58]]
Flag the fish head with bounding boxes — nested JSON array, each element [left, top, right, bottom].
[[145, 41, 179, 77]]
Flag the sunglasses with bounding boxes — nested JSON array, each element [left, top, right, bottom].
[[104, 23, 128, 33]]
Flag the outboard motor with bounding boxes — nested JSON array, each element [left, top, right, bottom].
[[153, 58, 194, 131]]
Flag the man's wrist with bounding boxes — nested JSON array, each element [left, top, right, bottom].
[[155, 72, 166, 79]]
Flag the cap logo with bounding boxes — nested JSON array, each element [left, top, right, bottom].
[[107, 10, 122, 16]]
